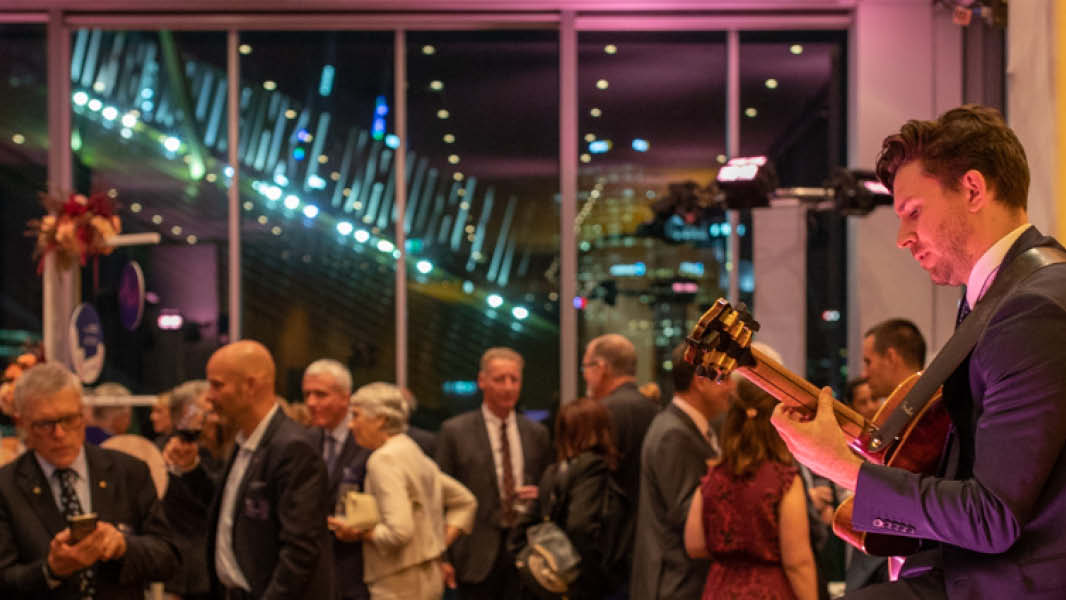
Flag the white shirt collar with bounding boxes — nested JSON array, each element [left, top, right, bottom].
[[236, 403, 280, 453], [672, 395, 712, 439], [480, 403, 515, 429], [327, 415, 350, 445], [35, 445, 89, 482], [966, 223, 1031, 308]]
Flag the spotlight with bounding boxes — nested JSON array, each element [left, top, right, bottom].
[[716, 156, 778, 209], [826, 168, 893, 215]]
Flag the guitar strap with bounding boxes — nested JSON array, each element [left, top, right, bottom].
[[866, 244, 1066, 453]]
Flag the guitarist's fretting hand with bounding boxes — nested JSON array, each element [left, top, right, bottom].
[[771, 386, 864, 492]]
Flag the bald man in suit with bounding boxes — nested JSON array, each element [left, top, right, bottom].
[[165, 341, 333, 600]]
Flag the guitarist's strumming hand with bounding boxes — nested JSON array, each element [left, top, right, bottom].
[[771, 385, 864, 492]]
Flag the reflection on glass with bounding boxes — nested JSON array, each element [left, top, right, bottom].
[[238, 31, 396, 399], [576, 32, 733, 400], [406, 31, 560, 425], [740, 31, 847, 392], [0, 24, 46, 359], [71, 30, 227, 392]]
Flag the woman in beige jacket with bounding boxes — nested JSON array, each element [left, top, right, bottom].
[[330, 382, 477, 600]]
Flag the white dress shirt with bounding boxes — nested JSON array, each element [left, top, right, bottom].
[[215, 403, 279, 591], [481, 404, 525, 498], [35, 446, 92, 514], [966, 223, 1030, 308]]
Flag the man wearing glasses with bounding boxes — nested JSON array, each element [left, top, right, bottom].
[[0, 362, 177, 600]]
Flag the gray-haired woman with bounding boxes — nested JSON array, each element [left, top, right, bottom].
[[329, 382, 477, 600]]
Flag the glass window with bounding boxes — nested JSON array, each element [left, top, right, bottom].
[[238, 31, 396, 400], [70, 30, 228, 394], [576, 31, 727, 401], [740, 31, 847, 390], [405, 31, 560, 426], [0, 24, 47, 359]]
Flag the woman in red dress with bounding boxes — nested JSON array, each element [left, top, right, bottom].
[[684, 378, 818, 600]]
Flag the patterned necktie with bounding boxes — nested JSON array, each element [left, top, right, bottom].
[[498, 419, 518, 527], [324, 435, 337, 474], [55, 468, 95, 599]]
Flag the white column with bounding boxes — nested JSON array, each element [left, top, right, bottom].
[[44, 11, 77, 366], [846, 0, 962, 377]]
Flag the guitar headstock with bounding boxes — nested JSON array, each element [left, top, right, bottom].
[[683, 298, 760, 382]]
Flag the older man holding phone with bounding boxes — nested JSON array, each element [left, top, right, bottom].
[[0, 362, 178, 600]]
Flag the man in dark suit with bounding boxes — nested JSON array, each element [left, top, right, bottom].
[[0, 362, 178, 599], [165, 340, 333, 600], [773, 105, 1066, 599], [303, 358, 371, 600], [631, 343, 731, 600], [582, 334, 659, 523], [436, 347, 551, 600]]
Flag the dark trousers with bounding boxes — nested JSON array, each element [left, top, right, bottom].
[[457, 535, 521, 600]]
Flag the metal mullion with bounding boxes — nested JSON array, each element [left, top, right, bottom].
[[559, 10, 577, 406], [62, 12, 559, 31], [227, 28, 241, 342], [395, 29, 407, 389], [575, 13, 850, 31]]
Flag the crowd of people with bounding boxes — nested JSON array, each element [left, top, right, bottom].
[[2, 104, 1065, 600]]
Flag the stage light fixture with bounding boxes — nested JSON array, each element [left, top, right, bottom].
[[716, 156, 778, 209]]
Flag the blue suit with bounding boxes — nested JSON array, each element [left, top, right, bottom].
[[852, 227, 1066, 599]]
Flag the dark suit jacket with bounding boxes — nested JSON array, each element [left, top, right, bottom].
[[602, 381, 660, 511], [313, 427, 371, 600], [0, 444, 179, 600], [182, 408, 334, 600], [436, 408, 551, 583], [853, 227, 1066, 599], [631, 403, 716, 600], [407, 425, 438, 460]]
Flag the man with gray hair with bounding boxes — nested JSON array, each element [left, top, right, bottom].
[[0, 362, 178, 599], [436, 347, 551, 600], [303, 358, 371, 600], [582, 334, 659, 509]]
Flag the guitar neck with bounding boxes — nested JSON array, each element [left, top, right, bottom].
[[738, 347, 869, 441]]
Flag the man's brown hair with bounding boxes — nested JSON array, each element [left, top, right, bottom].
[[875, 104, 1029, 210], [864, 318, 926, 371]]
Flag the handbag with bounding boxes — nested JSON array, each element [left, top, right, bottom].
[[339, 488, 381, 531], [515, 521, 581, 599], [514, 463, 582, 599]]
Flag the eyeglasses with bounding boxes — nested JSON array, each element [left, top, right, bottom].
[[580, 361, 602, 371], [29, 413, 84, 435]]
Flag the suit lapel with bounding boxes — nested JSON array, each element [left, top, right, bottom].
[[516, 415, 540, 483], [235, 409, 285, 507], [85, 445, 119, 523], [15, 451, 66, 535], [472, 410, 502, 500], [667, 403, 715, 456]]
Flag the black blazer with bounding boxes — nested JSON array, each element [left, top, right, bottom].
[[437, 408, 551, 583], [853, 227, 1066, 598], [183, 408, 334, 600], [313, 427, 371, 600], [0, 444, 179, 600]]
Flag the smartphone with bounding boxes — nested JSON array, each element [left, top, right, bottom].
[[67, 512, 98, 545]]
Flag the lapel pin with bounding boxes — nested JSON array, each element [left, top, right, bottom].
[[99, 481, 107, 489], [32, 486, 41, 495]]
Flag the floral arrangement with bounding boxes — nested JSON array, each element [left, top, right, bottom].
[[27, 191, 121, 271], [0, 351, 42, 419]]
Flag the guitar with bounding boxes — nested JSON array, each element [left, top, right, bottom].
[[683, 298, 951, 556]]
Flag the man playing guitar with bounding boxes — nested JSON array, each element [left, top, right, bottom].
[[771, 105, 1066, 599]]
